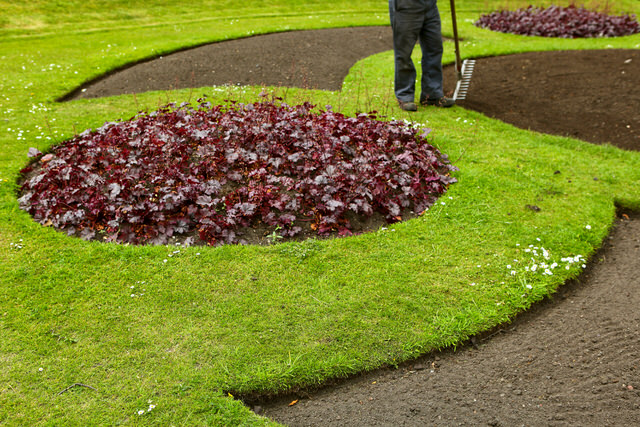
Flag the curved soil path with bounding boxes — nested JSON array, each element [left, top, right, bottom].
[[259, 212, 640, 426], [63, 27, 394, 100], [64, 27, 640, 425]]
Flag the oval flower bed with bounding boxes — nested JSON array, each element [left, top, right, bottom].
[[19, 99, 457, 246], [475, 4, 640, 38]]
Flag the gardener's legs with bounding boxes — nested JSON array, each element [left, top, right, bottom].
[[390, 4, 425, 103], [419, 0, 444, 102]]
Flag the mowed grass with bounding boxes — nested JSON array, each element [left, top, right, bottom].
[[1, 0, 640, 425]]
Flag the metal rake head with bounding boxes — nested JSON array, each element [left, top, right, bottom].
[[453, 59, 476, 101]]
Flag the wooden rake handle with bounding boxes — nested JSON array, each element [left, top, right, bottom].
[[449, 0, 463, 79]]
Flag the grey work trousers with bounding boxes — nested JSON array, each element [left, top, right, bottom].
[[389, 0, 444, 103]]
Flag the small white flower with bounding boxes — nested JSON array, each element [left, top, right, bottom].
[[586, 225, 591, 230], [526, 284, 532, 289], [506, 264, 512, 269], [38, 368, 43, 372], [138, 410, 145, 415], [510, 270, 516, 276]]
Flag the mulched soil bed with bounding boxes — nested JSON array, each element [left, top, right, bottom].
[[454, 49, 640, 151], [63, 26, 640, 425]]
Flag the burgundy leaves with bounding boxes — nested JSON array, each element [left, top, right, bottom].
[[475, 5, 640, 38], [19, 99, 457, 246]]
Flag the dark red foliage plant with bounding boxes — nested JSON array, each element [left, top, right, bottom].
[[19, 99, 457, 246], [475, 4, 640, 38]]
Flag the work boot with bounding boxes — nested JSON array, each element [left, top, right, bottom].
[[421, 97, 455, 108], [398, 100, 418, 112]]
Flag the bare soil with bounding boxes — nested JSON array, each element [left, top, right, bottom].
[[456, 49, 640, 151], [64, 27, 640, 425]]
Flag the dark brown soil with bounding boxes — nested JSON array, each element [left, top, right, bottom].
[[64, 27, 640, 425], [454, 49, 640, 151], [63, 27, 395, 99]]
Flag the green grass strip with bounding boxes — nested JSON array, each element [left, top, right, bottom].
[[1, 0, 639, 424]]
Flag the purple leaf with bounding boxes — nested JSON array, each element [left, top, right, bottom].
[[28, 147, 42, 158]]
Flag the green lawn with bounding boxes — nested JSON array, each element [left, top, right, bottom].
[[1, 0, 639, 425]]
